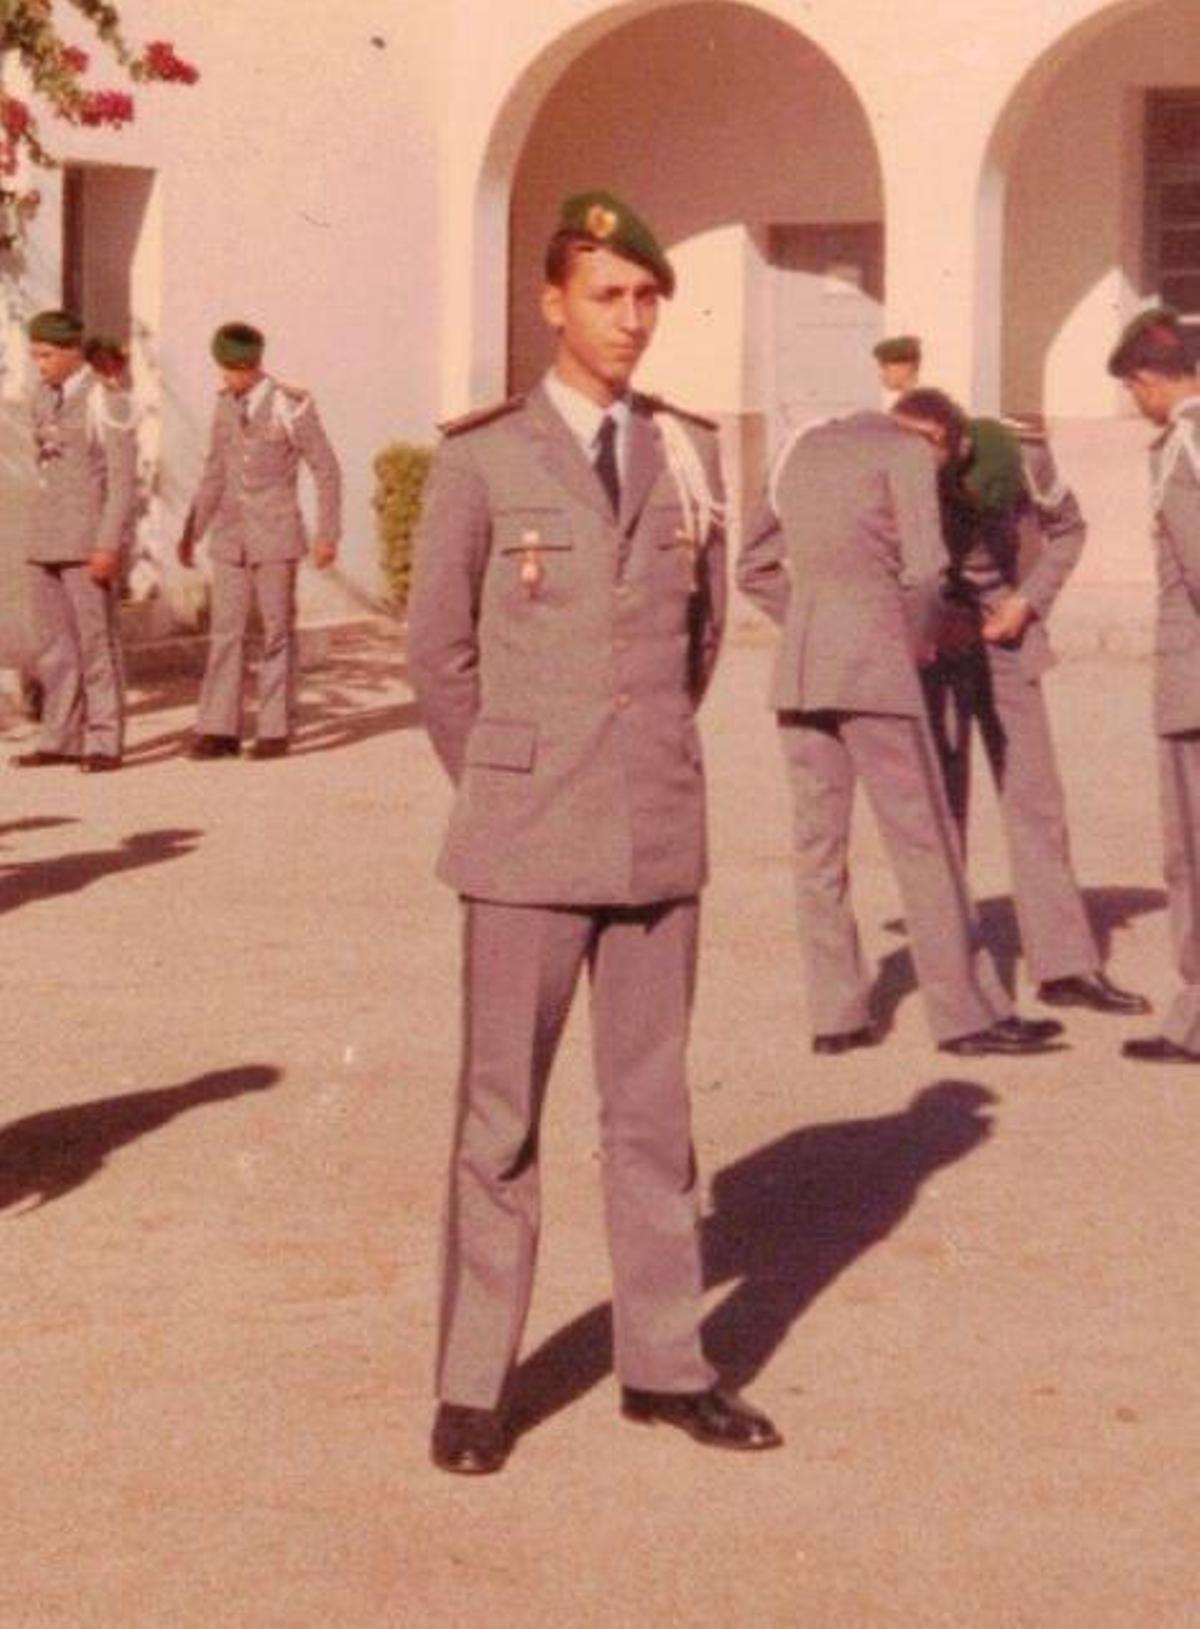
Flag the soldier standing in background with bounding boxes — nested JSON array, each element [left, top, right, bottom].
[[1107, 308, 1200, 1062], [408, 191, 781, 1475], [13, 309, 135, 773], [737, 408, 1064, 1058], [874, 334, 922, 399], [180, 322, 341, 760]]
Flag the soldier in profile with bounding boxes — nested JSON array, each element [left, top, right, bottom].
[[14, 309, 135, 773]]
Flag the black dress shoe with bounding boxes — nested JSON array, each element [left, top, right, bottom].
[[812, 1025, 877, 1056], [1037, 973, 1151, 1016], [1121, 1035, 1200, 1064], [620, 1386, 782, 1451], [80, 753, 122, 773], [430, 1403, 508, 1475], [11, 749, 80, 768], [187, 733, 241, 760], [940, 1015, 1064, 1057], [248, 738, 289, 760]]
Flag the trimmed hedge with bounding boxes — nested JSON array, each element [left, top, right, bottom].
[[373, 441, 433, 611]]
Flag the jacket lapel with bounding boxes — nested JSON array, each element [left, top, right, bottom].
[[620, 400, 665, 535], [525, 383, 613, 519]]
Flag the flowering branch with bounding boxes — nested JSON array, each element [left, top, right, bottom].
[[1, 1, 198, 249]]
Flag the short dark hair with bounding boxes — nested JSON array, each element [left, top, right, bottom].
[[892, 387, 971, 462]]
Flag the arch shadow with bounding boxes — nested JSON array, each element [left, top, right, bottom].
[[507, 1079, 997, 1439]]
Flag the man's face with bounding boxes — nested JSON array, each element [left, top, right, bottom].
[[31, 342, 83, 386], [218, 363, 262, 396], [1123, 370, 1175, 426], [541, 246, 662, 405], [880, 359, 920, 394]]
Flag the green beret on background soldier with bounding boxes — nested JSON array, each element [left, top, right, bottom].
[[12, 308, 136, 772], [874, 334, 922, 395]]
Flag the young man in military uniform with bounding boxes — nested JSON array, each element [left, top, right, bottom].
[[889, 387, 1148, 1020], [737, 408, 1064, 1058], [14, 309, 136, 773], [1107, 307, 1200, 1062], [180, 322, 341, 760], [408, 191, 781, 1474]]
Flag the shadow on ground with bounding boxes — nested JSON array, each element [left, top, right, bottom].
[[0, 827, 201, 914], [117, 623, 418, 764], [873, 884, 1166, 1032], [0, 1064, 282, 1215], [507, 1080, 997, 1441]]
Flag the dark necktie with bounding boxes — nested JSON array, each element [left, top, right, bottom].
[[594, 413, 620, 517], [51, 384, 64, 413], [238, 396, 251, 428]]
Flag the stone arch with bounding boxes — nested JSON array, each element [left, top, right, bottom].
[[977, 0, 1187, 416], [470, 0, 883, 443]]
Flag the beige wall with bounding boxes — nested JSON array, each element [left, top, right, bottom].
[[1003, 0, 1200, 419], [2, 0, 1193, 607]]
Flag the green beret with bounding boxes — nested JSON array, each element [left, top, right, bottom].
[[28, 309, 83, 348], [874, 334, 921, 365], [1106, 306, 1192, 378], [211, 321, 265, 368], [557, 190, 675, 297]]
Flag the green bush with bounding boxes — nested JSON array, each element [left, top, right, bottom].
[[373, 441, 433, 611]]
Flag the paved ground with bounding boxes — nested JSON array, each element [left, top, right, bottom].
[[0, 616, 1195, 1628]]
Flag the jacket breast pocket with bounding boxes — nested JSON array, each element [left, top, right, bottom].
[[465, 717, 537, 773], [493, 508, 573, 603]]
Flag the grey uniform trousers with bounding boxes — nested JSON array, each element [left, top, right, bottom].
[[436, 896, 715, 1411], [1158, 732, 1200, 1050], [922, 642, 1099, 983], [27, 562, 124, 758], [196, 558, 297, 742], [778, 709, 1012, 1044]]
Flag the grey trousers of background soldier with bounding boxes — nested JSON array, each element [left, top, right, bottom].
[[921, 638, 1100, 984], [195, 558, 298, 743], [1158, 731, 1200, 1050], [436, 896, 715, 1411], [778, 708, 1013, 1044], [27, 561, 124, 759]]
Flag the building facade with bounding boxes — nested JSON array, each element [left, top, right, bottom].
[[2, 0, 1197, 620]]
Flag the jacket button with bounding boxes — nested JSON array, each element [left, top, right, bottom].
[[615, 693, 631, 710]]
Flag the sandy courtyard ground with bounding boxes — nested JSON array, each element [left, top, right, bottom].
[[0, 617, 1195, 1628]]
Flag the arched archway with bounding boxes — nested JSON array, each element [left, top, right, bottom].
[[981, 0, 1194, 417], [471, 0, 882, 486]]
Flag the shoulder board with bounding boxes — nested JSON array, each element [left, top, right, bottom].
[[998, 413, 1047, 444], [275, 382, 310, 405], [438, 396, 525, 437], [640, 394, 717, 432]]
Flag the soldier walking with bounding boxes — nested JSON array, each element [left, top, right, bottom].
[[407, 191, 781, 1475], [1107, 308, 1200, 1062], [13, 309, 135, 773], [180, 322, 341, 760]]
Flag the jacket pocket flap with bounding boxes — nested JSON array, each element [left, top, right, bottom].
[[466, 718, 537, 771], [495, 509, 573, 554]]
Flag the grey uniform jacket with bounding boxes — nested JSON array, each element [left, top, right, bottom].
[[736, 411, 947, 716], [191, 378, 342, 564], [1150, 399, 1200, 737], [406, 382, 727, 907], [27, 372, 137, 563]]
